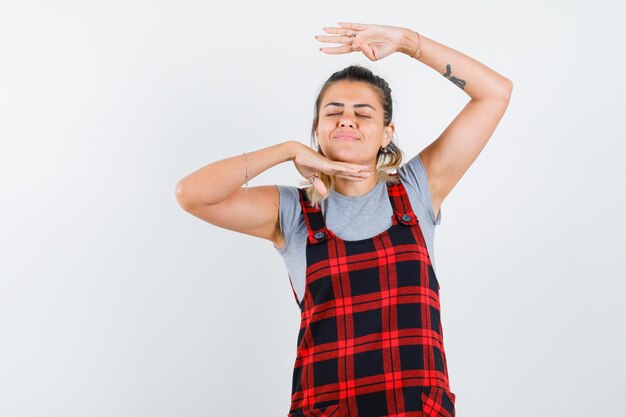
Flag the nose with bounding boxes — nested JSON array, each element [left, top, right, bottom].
[[339, 118, 355, 128]]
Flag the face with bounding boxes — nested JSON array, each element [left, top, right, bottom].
[[315, 81, 395, 165]]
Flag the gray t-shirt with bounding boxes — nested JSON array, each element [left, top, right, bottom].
[[274, 153, 441, 306]]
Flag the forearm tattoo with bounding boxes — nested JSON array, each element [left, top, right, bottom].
[[442, 64, 466, 90]]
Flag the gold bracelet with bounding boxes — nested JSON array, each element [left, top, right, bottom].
[[242, 152, 249, 189], [413, 31, 422, 59]]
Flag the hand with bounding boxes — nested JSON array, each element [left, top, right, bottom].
[[292, 144, 372, 197], [315, 22, 406, 61]]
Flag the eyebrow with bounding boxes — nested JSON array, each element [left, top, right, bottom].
[[323, 102, 376, 111]]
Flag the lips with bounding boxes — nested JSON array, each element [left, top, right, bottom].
[[333, 132, 360, 140]]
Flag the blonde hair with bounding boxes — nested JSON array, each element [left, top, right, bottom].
[[297, 144, 404, 208]]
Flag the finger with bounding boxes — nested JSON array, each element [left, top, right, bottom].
[[323, 165, 370, 180], [319, 43, 356, 54], [313, 179, 328, 197], [335, 172, 372, 180], [327, 167, 372, 180], [315, 34, 354, 44], [333, 172, 374, 181], [334, 166, 373, 176], [332, 163, 372, 171], [334, 163, 371, 173], [337, 22, 368, 30], [359, 42, 377, 61], [323, 26, 361, 38]]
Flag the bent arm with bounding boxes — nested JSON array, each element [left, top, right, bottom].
[[175, 141, 299, 208], [175, 141, 301, 245]]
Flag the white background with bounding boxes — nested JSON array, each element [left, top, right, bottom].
[[1, 1, 624, 416]]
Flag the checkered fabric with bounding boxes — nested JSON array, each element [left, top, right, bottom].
[[287, 174, 456, 417]]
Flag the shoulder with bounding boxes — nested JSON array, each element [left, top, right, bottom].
[[274, 185, 305, 252], [396, 153, 427, 192], [396, 154, 441, 226], [276, 185, 306, 211], [397, 154, 426, 187]]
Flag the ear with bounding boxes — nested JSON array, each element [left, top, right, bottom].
[[383, 122, 395, 147]]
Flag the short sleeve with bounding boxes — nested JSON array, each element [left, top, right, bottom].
[[273, 185, 302, 253], [397, 153, 441, 226]]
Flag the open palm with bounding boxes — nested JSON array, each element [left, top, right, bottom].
[[315, 22, 406, 61]]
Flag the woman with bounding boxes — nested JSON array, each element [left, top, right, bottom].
[[176, 22, 512, 417]]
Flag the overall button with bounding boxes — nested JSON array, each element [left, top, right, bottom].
[[314, 231, 327, 240], [401, 214, 413, 223]]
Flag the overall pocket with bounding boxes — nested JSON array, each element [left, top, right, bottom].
[[420, 386, 456, 417], [287, 403, 340, 417]]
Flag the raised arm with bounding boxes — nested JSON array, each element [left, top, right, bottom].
[[397, 30, 513, 219]]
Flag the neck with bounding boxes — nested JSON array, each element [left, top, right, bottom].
[[333, 170, 379, 197]]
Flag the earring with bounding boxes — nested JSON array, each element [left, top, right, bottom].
[[381, 146, 388, 154]]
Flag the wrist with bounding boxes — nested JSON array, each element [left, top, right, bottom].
[[283, 140, 300, 162], [397, 28, 422, 60]]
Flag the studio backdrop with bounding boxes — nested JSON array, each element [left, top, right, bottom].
[[1, 1, 624, 416]]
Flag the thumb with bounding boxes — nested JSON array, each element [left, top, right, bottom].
[[313, 177, 328, 198], [359, 42, 377, 61]]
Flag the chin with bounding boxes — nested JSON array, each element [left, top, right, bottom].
[[327, 151, 362, 162]]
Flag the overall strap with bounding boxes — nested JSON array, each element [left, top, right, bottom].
[[296, 187, 334, 245], [386, 174, 420, 226]]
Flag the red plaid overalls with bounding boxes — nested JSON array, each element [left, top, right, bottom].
[[287, 174, 456, 417]]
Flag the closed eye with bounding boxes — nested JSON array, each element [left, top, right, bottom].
[[326, 113, 371, 118]]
